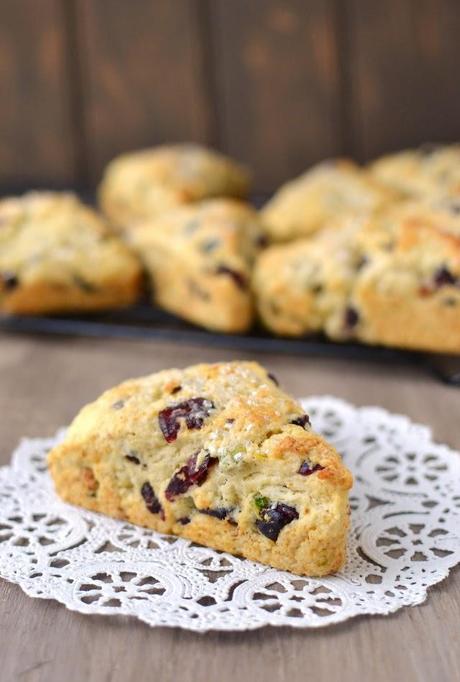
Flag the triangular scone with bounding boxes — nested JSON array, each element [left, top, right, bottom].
[[253, 217, 363, 338], [0, 192, 142, 315], [261, 159, 395, 242], [129, 199, 267, 333], [352, 201, 460, 353], [98, 144, 251, 233], [48, 362, 352, 576]]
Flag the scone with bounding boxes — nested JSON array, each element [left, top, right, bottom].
[[0, 192, 142, 315], [48, 361, 353, 576], [253, 217, 364, 338], [370, 144, 460, 200], [351, 202, 460, 353], [99, 143, 251, 232], [129, 199, 267, 333], [253, 202, 460, 354], [261, 159, 394, 242]]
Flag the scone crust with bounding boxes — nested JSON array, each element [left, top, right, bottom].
[[49, 362, 352, 577], [0, 192, 142, 315], [99, 144, 251, 232]]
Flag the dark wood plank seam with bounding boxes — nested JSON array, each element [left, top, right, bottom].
[[60, 0, 90, 190], [194, 0, 222, 148], [334, 0, 354, 158]]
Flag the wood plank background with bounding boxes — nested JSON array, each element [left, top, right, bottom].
[[0, 0, 459, 193]]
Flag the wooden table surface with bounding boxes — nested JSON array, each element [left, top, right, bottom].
[[0, 334, 459, 682]]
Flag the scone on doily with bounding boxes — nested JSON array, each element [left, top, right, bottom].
[[48, 361, 352, 577]]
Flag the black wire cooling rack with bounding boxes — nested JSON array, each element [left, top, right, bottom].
[[1, 304, 459, 386]]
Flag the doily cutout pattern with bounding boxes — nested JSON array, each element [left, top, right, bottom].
[[0, 396, 459, 632]]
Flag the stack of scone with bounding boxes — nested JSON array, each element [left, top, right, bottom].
[[0, 145, 255, 330], [98, 143, 261, 333], [1, 142, 459, 353], [254, 201, 460, 353], [256, 146, 460, 354]]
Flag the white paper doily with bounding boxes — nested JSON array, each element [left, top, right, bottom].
[[0, 396, 459, 632]]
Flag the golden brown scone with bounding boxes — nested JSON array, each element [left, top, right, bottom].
[[48, 361, 353, 577], [261, 159, 395, 242], [253, 202, 460, 354], [99, 143, 251, 232], [352, 202, 460, 353], [370, 144, 460, 200], [129, 199, 267, 333], [0, 192, 142, 315], [253, 217, 364, 338]]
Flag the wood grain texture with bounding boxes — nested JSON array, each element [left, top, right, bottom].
[[211, 0, 342, 192], [1, 1, 460, 191], [0, 0, 76, 188], [76, 0, 213, 183], [0, 334, 459, 682], [346, 0, 460, 160]]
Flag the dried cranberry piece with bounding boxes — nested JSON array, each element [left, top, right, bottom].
[[165, 452, 218, 501], [298, 460, 325, 476], [290, 414, 310, 429], [73, 275, 97, 293], [255, 503, 299, 542], [177, 517, 191, 525], [141, 482, 164, 518], [125, 453, 140, 465], [158, 397, 215, 443], [256, 234, 269, 248], [1, 272, 19, 290], [199, 507, 233, 520], [267, 372, 279, 386], [434, 266, 457, 288], [215, 265, 247, 290], [344, 306, 359, 329]]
